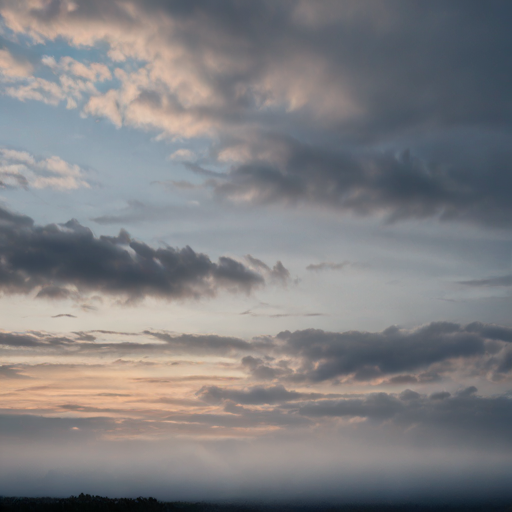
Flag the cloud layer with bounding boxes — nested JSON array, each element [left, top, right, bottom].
[[0, 1, 512, 225], [3, 319, 512, 501]]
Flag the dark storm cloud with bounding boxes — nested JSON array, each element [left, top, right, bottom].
[[0, 206, 266, 301], [272, 322, 512, 382]]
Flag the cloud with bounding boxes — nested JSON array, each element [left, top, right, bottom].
[[1, 53, 111, 109], [5, 320, 512, 381], [459, 275, 512, 287], [1, 2, 512, 226], [241, 355, 293, 381], [306, 261, 351, 272], [197, 384, 339, 405], [0, 206, 268, 302], [0, 148, 90, 190], [91, 200, 183, 226], [297, 388, 512, 444], [208, 138, 512, 227], [271, 322, 512, 382], [0, 1, 497, 130], [0, 328, 264, 358], [0, 331, 70, 348], [240, 310, 326, 318], [0, 364, 29, 379], [42, 55, 111, 83], [3, 321, 512, 383], [144, 331, 255, 356], [299, 392, 404, 420], [385, 374, 418, 385], [168, 149, 197, 162], [0, 48, 33, 77], [245, 255, 290, 286]]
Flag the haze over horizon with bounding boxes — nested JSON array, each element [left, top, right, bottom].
[[1, 0, 512, 503]]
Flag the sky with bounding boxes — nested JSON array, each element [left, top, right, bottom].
[[1, 0, 512, 504]]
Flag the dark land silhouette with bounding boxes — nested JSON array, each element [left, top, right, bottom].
[[1, 495, 512, 512]]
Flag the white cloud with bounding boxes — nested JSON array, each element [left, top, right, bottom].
[[1, 53, 112, 109], [168, 149, 197, 162], [0, 148, 89, 190], [42, 55, 111, 82]]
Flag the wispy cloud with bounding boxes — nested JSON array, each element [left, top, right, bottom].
[[459, 275, 512, 287], [306, 261, 351, 272]]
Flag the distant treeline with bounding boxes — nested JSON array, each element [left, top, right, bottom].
[[1, 495, 512, 512]]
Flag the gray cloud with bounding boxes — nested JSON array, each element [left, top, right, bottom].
[[144, 331, 255, 356], [0, 328, 263, 357], [209, 138, 512, 227], [4, 321, 512, 379], [91, 200, 189, 226], [273, 322, 512, 382], [459, 275, 512, 287], [245, 255, 290, 286], [240, 310, 326, 318], [385, 374, 418, 385], [0, 364, 28, 379], [241, 355, 293, 381], [0, 328, 276, 362], [0, 206, 268, 302], [298, 387, 512, 445], [0, 331, 71, 348], [306, 261, 351, 272], [197, 384, 339, 405]]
